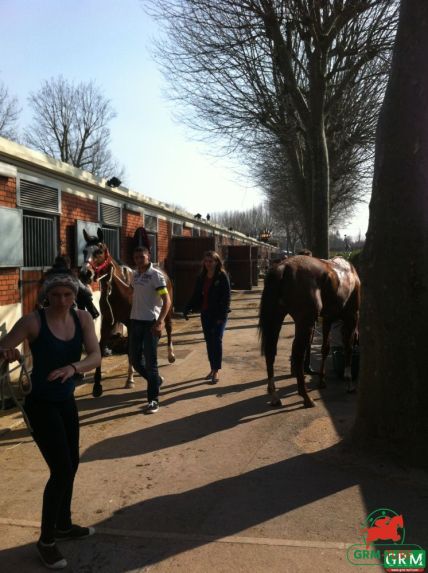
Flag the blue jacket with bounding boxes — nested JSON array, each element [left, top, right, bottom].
[[185, 271, 231, 321]]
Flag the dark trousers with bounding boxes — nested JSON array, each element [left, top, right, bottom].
[[24, 396, 79, 543], [201, 312, 227, 371], [129, 319, 162, 402]]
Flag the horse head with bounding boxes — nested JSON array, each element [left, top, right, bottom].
[[80, 228, 112, 284]]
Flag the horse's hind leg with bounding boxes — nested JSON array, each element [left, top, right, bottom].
[[265, 311, 286, 407], [292, 321, 316, 408], [319, 318, 333, 388], [265, 351, 281, 407], [165, 313, 176, 363]]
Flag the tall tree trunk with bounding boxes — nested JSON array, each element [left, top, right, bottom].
[[309, 53, 330, 259], [309, 121, 330, 258], [353, 0, 428, 466]]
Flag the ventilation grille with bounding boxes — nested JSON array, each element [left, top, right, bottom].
[[100, 202, 121, 226], [19, 179, 60, 213]]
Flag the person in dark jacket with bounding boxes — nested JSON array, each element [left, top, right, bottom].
[[184, 250, 231, 384]]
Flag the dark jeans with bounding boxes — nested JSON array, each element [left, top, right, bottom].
[[129, 319, 162, 402], [24, 396, 79, 544], [201, 312, 227, 371]]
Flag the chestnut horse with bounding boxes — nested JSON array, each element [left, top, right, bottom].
[[80, 228, 175, 398], [259, 255, 360, 408]]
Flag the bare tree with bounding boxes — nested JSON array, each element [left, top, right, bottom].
[[0, 80, 20, 141], [212, 204, 276, 237], [24, 77, 122, 179], [354, 0, 428, 465], [149, 0, 398, 256]]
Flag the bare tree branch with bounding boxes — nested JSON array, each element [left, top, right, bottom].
[[0, 80, 20, 141], [24, 76, 123, 179]]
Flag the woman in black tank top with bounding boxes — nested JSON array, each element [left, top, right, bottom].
[[0, 270, 101, 570]]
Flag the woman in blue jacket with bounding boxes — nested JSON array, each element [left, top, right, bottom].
[[184, 250, 231, 384]]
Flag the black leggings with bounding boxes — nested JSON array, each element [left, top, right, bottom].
[[24, 396, 79, 543]]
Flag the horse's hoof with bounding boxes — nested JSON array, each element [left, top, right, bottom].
[[124, 380, 135, 389], [304, 397, 316, 408], [92, 383, 103, 398], [270, 399, 282, 408], [168, 355, 176, 364]]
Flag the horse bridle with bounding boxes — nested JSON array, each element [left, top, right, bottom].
[[85, 243, 132, 327], [84, 244, 116, 326], [86, 244, 113, 280]]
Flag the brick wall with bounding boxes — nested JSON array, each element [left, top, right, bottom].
[[0, 269, 20, 305], [61, 192, 98, 261], [121, 210, 143, 265], [157, 218, 170, 270], [183, 227, 192, 237], [0, 176, 16, 208]]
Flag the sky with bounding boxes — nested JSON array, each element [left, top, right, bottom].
[[0, 0, 370, 237]]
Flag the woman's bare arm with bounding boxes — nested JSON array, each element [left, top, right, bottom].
[[0, 313, 39, 363]]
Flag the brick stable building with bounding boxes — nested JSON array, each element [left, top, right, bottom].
[[0, 137, 272, 336]]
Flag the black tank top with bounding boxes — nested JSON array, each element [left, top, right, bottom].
[[29, 308, 83, 401]]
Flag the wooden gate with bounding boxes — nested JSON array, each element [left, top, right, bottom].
[[226, 245, 252, 290], [171, 236, 219, 311], [251, 247, 259, 287]]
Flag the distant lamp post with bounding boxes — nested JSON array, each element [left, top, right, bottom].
[[106, 177, 122, 188], [259, 229, 272, 242]]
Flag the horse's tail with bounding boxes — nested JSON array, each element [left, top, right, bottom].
[[259, 267, 286, 356]]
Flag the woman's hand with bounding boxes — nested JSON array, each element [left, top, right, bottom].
[[0, 347, 21, 363], [47, 364, 76, 384]]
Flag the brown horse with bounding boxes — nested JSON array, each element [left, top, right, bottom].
[[259, 255, 360, 408], [80, 228, 175, 397]]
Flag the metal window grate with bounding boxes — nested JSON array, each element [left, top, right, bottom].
[[146, 232, 157, 263], [144, 215, 158, 232], [101, 226, 119, 260], [19, 179, 60, 213], [100, 202, 121, 226], [23, 214, 56, 267], [192, 227, 200, 237], [172, 222, 182, 236]]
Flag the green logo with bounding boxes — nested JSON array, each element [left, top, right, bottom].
[[347, 508, 425, 571]]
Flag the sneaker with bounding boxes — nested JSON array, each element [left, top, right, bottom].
[[55, 524, 95, 541], [37, 541, 67, 569], [144, 400, 159, 414]]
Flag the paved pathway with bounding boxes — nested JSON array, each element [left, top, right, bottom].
[[0, 289, 427, 572]]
